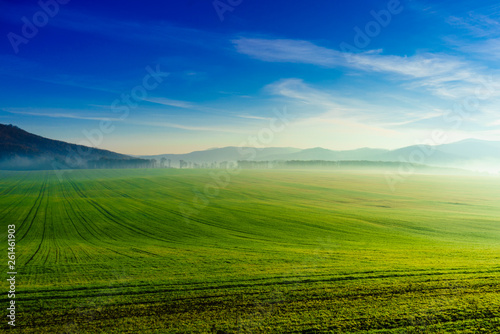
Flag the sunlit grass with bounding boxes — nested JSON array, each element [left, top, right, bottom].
[[1, 169, 500, 333]]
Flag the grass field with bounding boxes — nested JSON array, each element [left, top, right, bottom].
[[1, 168, 500, 333]]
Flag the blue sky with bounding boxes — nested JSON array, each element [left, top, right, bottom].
[[1, 0, 500, 154]]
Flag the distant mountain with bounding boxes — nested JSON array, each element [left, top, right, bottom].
[[143, 139, 500, 172], [0, 124, 147, 170], [375, 145, 464, 165], [438, 139, 500, 159], [378, 139, 500, 172], [140, 146, 302, 167], [142, 146, 389, 166], [263, 147, 389, 161]]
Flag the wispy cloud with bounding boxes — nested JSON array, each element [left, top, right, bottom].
[[447, 10, 500, 38], [143, 97, 196, 109], [445, 7, 500, 62], [141, 96, 244, 117], [236, 114, 272, 120], [265, 78, 424, 121], [261, 77, 495, 137], [264, 78, 416, 131], [4, 108, 121, 121], [455, 37, 500, 61], [233, 37, 465, 77], [233, 38, 346, 67], [135, 121, 244, 133], [233, 37, 494, 100]]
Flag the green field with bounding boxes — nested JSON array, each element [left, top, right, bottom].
[[1, 168, 500, 333]]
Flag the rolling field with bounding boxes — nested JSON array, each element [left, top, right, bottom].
[[1, 168, 500, 333]]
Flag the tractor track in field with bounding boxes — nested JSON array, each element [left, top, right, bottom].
[[62, 202, 91, 244], [0, 172, 29, 196], [17, 270, 500, 303], [18, 174, 48, 243], [60, 181, 109, 244], [65, 245, 79, 262], [64, 178, 121, 242], [0, 178, 37, 218], [15, 276, 500, 333], [25, 178, 49, 266], [74, 200, 120, 242], [0, 172, 31, 203], [97, 180, 134, 199], [64, 176, 181, 244], [82, 178, 166, 216], [104, 247, 136, 259], [86, 198, 180, 243], [129, 247, 160, 257], [284, 314, 500, 334], [62, 174, 208, 244]]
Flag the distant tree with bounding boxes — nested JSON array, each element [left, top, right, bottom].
[[160, 157, 166, 168]]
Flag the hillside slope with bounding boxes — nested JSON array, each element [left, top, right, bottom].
[[0, 124, 133, 170]]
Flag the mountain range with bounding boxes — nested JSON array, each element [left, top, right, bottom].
[[142, 140, 500, 172], [1, 124, 500, 172]]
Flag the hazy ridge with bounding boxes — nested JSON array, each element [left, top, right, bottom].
[[2, 124, 500, 173]]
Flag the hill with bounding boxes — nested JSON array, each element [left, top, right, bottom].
[[0, 124, 152, 170]]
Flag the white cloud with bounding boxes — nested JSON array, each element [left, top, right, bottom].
[[233, 38, 466, 78], [233, 37, 495, 100], [447, 11, 500, 38], [264, 78, 439, 125], [135, 121, 245, 133], [4, 108, 121, 122], [233, 38, 346, 67], [458, 38, 500, 59], [236, 114, 272, 120], [143, 97, 196, 109]]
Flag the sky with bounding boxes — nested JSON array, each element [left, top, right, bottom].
[[1, 0, 500, 155]]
